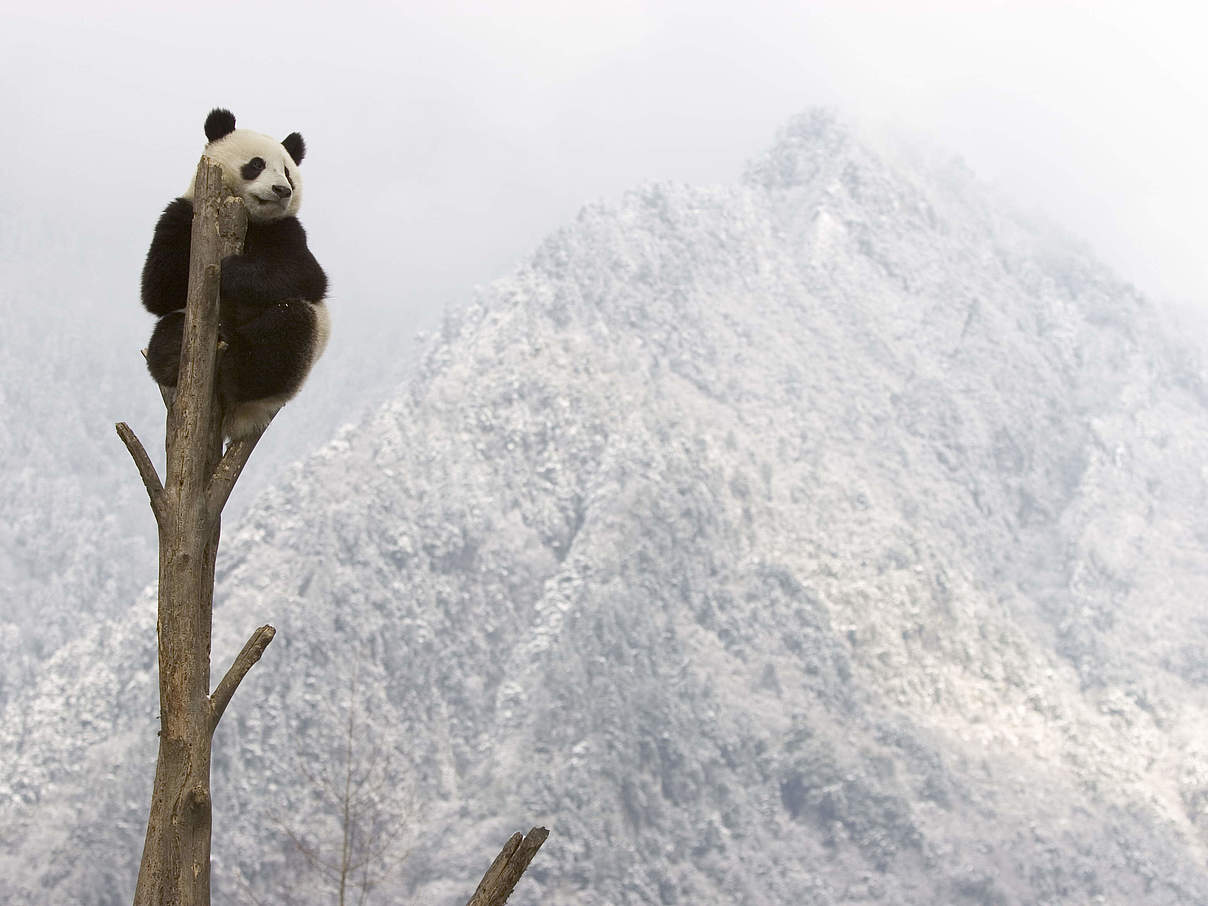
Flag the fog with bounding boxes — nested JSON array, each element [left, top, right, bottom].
[[6, 5, 1208, 900], [3, 0, 1206, 344]]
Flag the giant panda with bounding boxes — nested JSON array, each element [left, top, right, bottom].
[[142, 107, 329, 440]]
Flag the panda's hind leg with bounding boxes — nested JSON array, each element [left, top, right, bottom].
[[218, 301, 318, 440], [219, 301, 317, 403], [146, 311, 185, 388]]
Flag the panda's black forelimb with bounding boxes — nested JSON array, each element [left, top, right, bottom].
[[219, 218, 326, 308], [141, 199, 194, 316]]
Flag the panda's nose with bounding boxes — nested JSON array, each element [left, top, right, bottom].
[[272, 184, 292, 199]]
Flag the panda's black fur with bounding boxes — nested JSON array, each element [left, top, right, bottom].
[[142, 108, 329, 439]]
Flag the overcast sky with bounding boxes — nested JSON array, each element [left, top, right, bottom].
[[3, 0, 1207, 344]]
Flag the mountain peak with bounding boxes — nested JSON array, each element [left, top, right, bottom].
[[743, 106, 860, 191]]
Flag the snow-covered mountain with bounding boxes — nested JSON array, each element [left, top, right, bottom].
[[5, 109, 1208, 904]]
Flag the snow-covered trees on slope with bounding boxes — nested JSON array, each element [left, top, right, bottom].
[[4, 110, 1208, 904]]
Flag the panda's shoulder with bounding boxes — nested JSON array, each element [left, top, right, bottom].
[[155, 197, 194, 229]]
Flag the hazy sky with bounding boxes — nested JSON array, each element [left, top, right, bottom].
[[3, 0, 1207, 343]]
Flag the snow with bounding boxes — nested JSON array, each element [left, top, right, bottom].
[[4, 109, 1208, 903]]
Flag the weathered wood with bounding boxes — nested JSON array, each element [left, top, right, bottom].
[[206, 427, 270, 526], [209, 624, 276, 734], [128, 156, 272, 906], [465, 826, 549, 906], [116, 421, 165, 524]]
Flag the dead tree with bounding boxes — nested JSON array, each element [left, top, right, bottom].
[[118, 157, 549, 906], [119, 157, 273, 906]]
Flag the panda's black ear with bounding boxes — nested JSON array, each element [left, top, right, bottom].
[[282, 132, 306, 165], [205, 108, 237, 142]]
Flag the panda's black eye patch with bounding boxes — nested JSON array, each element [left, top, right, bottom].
[[240, 157, 267, 180]]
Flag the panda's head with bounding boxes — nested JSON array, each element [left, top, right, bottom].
[[184, 108, 305, 222]]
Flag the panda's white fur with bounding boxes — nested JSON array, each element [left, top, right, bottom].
[[184, 128, 303, 222]]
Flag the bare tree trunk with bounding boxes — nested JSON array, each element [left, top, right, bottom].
[[339, 696, 355, 906], [119, 157, 274, 906]]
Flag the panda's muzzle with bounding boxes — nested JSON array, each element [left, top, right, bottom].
[[252, 186, 291, 209]]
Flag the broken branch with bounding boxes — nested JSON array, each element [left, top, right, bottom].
[[206, 425, 271, 526], [116, 421, 165, 523], [465, 826, 549, 906], [210, 624, 277, 735]]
